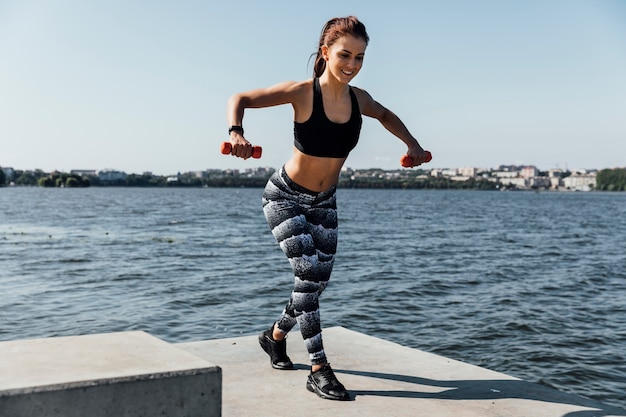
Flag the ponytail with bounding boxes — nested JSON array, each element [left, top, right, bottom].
[[312, 51, 326, 78]]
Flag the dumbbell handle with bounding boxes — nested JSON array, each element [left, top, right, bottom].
[[401, 151, 432, 167], [221, 142, 262, 159]]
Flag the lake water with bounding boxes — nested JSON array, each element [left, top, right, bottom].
[[1, 187, 625, 408]]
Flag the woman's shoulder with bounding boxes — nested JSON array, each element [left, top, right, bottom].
[[281, 78, 314, 93], [349, 85, 371, 99], [262, 79, 313, 100], [349, 85, 376, 111]]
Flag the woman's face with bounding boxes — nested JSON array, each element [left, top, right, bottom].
[[322, 35, 367, 83]]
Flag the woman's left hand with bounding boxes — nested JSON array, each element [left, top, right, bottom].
[[407, 145, 429, 167]]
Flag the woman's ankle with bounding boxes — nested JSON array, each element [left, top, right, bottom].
[[311, 362, 327, 373], [271, 324, 285, 341]]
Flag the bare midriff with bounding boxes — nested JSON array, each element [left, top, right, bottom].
[[284, 148, 346, 193]]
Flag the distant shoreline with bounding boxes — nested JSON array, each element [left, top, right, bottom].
[[2, 166, 625, 191]]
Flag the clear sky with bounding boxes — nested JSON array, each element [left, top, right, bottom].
[[1, 0, 625, 175]]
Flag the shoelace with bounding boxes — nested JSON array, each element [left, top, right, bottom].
[[314, 366, 338, 388]]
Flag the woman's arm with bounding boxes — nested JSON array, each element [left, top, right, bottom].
[[226, 80, 307, 159], [354, 87, 430, 167]]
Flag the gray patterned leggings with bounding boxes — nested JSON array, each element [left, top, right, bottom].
[[262, 167, 338, 365]]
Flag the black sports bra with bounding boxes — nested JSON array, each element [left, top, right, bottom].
[[293, 78, 362, 158]]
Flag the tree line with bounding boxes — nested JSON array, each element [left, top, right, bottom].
[[595, 168, 626, 191], [0, 169, 497, 190], [2, 166, 626, 191]]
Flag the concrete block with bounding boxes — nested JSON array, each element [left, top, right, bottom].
[[178, 326, 626, 417], [0, 331, 221, 417]]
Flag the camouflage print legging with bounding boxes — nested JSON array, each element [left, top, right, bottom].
[[262, 167, 338, 365]]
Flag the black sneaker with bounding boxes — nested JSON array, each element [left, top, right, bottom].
[[306, 364, 350, 401], [258, 326, 294, 370]]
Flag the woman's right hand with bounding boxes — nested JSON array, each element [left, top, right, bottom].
[[229, 132, 254, 159]]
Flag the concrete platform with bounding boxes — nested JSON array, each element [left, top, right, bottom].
[[0, 331, 221, 417], [178, 326, 625, 417]]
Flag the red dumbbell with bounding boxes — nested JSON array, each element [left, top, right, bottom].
[[401, 151, 432, 167], [221, 142, 263, 159]]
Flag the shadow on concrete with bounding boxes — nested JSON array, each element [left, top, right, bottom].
[[336, 369, 626, 417]]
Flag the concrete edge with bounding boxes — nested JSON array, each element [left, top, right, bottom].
[[0, 366, 222, 397]]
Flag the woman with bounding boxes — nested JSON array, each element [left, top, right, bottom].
[[226, 16, 430, 401]]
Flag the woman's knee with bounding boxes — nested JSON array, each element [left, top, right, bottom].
[[279, 231, 315, 258], [290, 249, 338, 281]]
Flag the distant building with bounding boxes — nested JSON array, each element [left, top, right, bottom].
[[492, 170, 518, 179], [244, 167, 274, 177], [550, 177, 563, 189], [497, 165, 518, 172], [529, 177, 551, 189], [459, 167, 477, 178], [441, 168, 458, 177], [499, 177, 528, 188], [563, 173, 596, 191], [71, 170, 97, 176], [97, 169, 127, 182], [548, 169, 563, 178], [521, 166, 539, 179]]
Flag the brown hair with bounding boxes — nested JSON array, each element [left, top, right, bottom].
[[312, 16, 369, 78]]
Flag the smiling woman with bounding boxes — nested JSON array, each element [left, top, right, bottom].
[[222, 15, 433, 402], [310, 16, 369, 82]]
